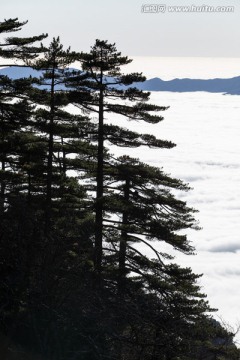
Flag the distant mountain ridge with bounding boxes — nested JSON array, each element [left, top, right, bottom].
[[134, 76, 240, 95], [1, 66, 240, 95], [0, 66, 43, 79]]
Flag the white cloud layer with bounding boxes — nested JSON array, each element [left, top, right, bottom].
[[107, 90, 240, 342]]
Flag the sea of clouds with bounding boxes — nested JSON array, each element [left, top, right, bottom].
[[107, 90, 240, 341]]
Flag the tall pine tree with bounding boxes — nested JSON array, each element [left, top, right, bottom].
[[68, 39, 173, 274]]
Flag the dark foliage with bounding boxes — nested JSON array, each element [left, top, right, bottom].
[[0, 20, 239, 360]]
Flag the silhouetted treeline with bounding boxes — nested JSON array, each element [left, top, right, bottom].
[[0, 18, 239, 360]]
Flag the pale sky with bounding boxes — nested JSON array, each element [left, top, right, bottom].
[[1, 0, 240, 57]]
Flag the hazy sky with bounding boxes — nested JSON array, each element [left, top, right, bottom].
[[1, 0, 240, 57]]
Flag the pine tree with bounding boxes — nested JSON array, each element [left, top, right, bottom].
[[103, 156, 197, 289], [28, 37, 96, 236], [88, 155, 216, 358], [0, 17, 49, 349], [68, 39, 173, 274], [0, 18, 47, 63], [0, 18, 47, 215]]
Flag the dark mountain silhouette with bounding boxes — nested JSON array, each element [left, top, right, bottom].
[[133, 76, 240, 95], [0, 66, 43, 79], [1, 66, 240, 95]]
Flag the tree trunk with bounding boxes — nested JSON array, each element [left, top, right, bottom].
[[45, 64, 55, 235], [0, 160, 6, 217], [118, 177, 130, 293], [94, 85, 104, 274]]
